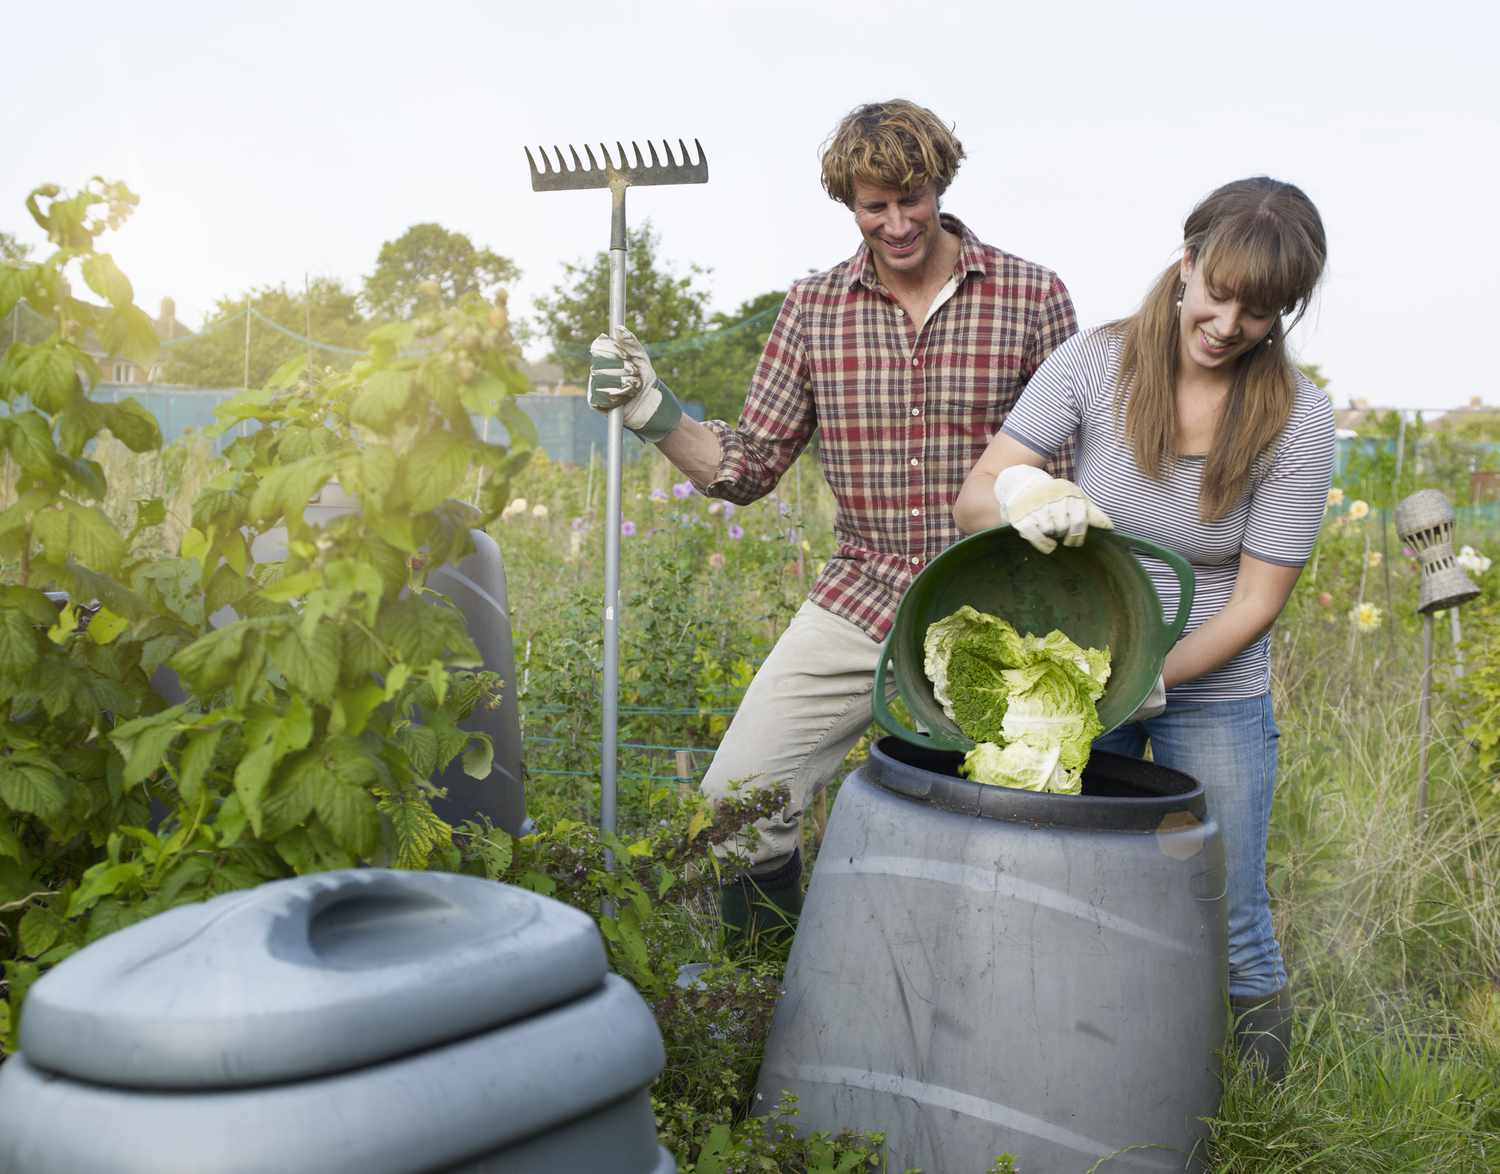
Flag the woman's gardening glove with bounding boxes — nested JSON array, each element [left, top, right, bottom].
[[1128, 674, 1167, 722], [993, 465, 1113, 554], [587, 326, 684, 444]]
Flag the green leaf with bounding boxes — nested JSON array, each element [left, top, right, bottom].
[[85, 605, 129, 645], [0, 265, 30, 320], [269, 621, 341, 704], [315, 775, 380, 859], [248, 454, 336, 523], [60, 455, 107, 500], [350, 367, 415, 430], [339, 444, 398, 509], [177, 725, 224, 806], [399, 724, 438, 777], [33, 500, 126, 574], [0, 608, 40, 677], [98, 399, 162, 453], [135, 497, 167, 529], [232, 741, 278, 836], [19, 905, 63, 958], [401, 431, 470, 513], [0, 758, 66, 822], [264, 352, 308, 390], [497, 396, 541, 450], [110, 703, 190, 788], [66, 860, 146, 918], [5, 411, 59, 475], [81, 253, 134, 307], [98, 304, 160, 368], [14, 341, 80, 413], [461, 734, 493, 780]]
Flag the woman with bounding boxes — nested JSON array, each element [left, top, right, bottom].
[[953, 177, 1335, 1079]]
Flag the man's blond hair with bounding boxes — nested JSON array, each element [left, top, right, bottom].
[[819, 100, 966, 207]]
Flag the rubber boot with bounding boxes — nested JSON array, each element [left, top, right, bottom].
[[720, 848, 803, 954], [1231, 986, 1293, 1082]]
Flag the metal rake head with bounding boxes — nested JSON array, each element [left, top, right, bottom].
[[525, 139, 708, 191]]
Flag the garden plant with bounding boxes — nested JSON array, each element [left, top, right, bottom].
[[3, 181, 1499, 1171]]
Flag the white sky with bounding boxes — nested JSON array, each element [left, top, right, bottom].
[[5, 0, 1496, 412]]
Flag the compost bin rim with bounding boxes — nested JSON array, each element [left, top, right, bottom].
[[865, 737, 1209, 832]]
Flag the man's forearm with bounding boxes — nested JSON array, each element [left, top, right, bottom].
[[656, 414, 725, 488]]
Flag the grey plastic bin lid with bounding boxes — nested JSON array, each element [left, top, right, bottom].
[[19, 869, 608, 1090]]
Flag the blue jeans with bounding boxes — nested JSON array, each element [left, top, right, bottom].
[[1093, 694, 1287, 1000]]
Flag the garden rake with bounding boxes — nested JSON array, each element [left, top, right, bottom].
[[526, 139, 709, 878]]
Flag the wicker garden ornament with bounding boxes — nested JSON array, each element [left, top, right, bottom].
[[1395, 490, 1481, 614]]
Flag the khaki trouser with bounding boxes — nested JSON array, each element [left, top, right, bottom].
[[700, 600, 885, 873]]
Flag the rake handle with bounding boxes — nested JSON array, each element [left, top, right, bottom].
[[600, 180, 627, 877]]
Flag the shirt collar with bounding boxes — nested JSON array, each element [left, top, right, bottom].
[[846, 213, 989, 291]]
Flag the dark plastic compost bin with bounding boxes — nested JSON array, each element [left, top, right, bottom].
[[756, 738, 1227, 1174], [0, 870, 675, 1174]]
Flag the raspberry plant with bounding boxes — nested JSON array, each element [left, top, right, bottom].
[[0, 181, 537, 1050]]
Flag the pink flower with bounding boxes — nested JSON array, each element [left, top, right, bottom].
[[708, 552, 725, 570], [707, 501, 723, 515], [621, 520, 636, 537], [722, 502, 737, 519], [672, 481, 694, 499], [728, 524, 744, 540], [650, 488, 667, 504], [1318, 592, 1333, 608]]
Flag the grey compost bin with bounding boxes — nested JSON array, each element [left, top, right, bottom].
[[0, 870, 675, 1174], [756, 738, 1227, 1174]]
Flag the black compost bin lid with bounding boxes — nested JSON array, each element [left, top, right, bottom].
[[866, 736, 1207, 832], [18, 870, 609, 1090]]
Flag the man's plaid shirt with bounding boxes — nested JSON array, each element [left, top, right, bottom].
[[703, 215, 1077, 642]]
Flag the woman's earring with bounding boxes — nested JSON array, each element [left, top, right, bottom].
[[1175, 282, 1185, 311]]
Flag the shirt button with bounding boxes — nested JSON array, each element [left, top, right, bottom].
[[911, 557, 922, 566], [911, 508, 920, 516], [894, 307, 904, 316], [910, 458, 919, 466], [910, 407, 920, 416], [912, 358, 920, 367]]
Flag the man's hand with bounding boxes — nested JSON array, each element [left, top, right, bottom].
[[993, 465, 1113, 554], [587, 327, 683, 443]]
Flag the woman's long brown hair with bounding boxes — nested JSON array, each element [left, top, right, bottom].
[[1116, 177, 1327, 521]]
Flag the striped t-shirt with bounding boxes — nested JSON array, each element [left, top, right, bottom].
[[1001, 327, 1335, 701]]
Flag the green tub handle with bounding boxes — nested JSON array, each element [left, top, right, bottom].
[[872, 637, 973, 752], [1115, 533, 1196, 654]]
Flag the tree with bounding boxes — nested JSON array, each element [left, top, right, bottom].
[[532, 221, 786, 422], [362, 223, 518, 321], [533, 220, 712, 389], [1298, 362, 1329, 392], [686, 290, 787, 423], [160, 278, 367, 388]]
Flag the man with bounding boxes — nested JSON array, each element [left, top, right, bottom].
[[588, 99, 1077, 945]]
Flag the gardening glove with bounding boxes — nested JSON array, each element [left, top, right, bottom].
[[993, 465, 1113, 555], [587, 326, 684, 444], [1128, 674, 1167, 722]]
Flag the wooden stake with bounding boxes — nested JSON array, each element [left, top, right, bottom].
[[1417, 613, 1432, 829]]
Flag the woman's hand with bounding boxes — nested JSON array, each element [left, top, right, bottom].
[[993, 467, 1113, 554]]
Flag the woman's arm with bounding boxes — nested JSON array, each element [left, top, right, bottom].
[[952, 431, 1049, 534], [1162, 552, 1302, 688]]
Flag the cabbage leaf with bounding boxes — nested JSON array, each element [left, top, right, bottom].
[[924, 605, 1110, 793]]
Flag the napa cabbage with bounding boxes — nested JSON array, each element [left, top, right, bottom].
[[923, 605, 1110, 793]]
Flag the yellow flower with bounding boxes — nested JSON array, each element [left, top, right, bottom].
[[1327, 487, 1345, 507], [1348, 500, 1370, 520], [1366, 550, 1383, 568], [1349, 602, 1382, 632]]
